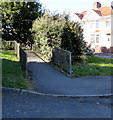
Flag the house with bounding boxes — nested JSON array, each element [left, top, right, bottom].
[[70, 1, 113, 53]]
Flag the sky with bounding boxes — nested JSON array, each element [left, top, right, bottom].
[[39, 0, 112, 13]]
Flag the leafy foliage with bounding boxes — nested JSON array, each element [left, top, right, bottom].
[[32, 13, 61, 60], [32, 12, 87, 62], [60, 21, 86, 62], [1, 1, 45, 46], [2, 41, 15, 50]]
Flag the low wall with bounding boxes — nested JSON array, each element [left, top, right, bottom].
[[95, 46, 113, 53]]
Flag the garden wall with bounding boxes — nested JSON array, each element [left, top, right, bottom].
[[95, 46, 113, 53]]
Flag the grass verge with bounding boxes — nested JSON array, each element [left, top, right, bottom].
[[72, 56, 113, 77], [1, 50, 30, 90]]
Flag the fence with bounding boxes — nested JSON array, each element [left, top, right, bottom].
[[2, 41, 15, 50], [1, 41, 20, 59], [53, 47, 72, 76], [14, 41, 20, 59], [32, 42, 72, 76], [19, 46, 27, 74], [1, 41, 27, 74]]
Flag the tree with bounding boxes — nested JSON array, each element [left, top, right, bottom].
[[61, 21, 86, 62], [1, 1, 45, 46], [32, 12, 87, 62]]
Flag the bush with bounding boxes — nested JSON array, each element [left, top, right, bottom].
[[32, 13, 65, 60], [60, 21, 87, 63], [32, 12, 87, 62], [2, 40, 15, 50]]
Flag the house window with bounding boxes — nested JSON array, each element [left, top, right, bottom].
[[106, 34, 111, 42], [106, 21, 110, 28], [90, 34, 95, 43], [90, 20, 99, 29], [96, 20, 99, 28], [90, 21, 95, 29], [90, 34, 99, 43], [96, 35, 99, 43]]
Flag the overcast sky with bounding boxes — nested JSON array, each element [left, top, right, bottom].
[[39, 0, 112, 13]]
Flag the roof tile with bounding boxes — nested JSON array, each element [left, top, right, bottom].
[[98, 6, 113, 16], [75, 5, 113, 20]]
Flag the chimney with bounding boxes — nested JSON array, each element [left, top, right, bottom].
[[93, 1, 101, 9]]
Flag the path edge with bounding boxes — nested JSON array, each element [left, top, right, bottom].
[[1, 87, 113, 98]]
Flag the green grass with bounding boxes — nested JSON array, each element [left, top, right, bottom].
[[72, 56, 113, 77], [1, 50, 30, 89]]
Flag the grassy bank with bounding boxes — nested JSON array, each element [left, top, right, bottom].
[[72, 56, 113, 77], [1, 50, 29, 89]]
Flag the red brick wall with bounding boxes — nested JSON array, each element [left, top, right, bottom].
[[95, 46, 113, 53]]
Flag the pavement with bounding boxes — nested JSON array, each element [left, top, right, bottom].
[[2, 90, 112, 118], [27, 51, 112, 96]]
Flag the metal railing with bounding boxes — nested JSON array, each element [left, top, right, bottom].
[[1, 41, 27, 74], [19, 46, 27, 74], [14, 41, 20, 59], [2, 41, 15, 50], [53, 47, 72, 76], [32, 42, 72, 76], [1, 41, 20, 59]]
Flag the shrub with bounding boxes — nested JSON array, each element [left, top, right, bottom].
[[32, 13, 65, 60], [2, 40, 15, 50], [60, 21, 87, 63], [32, 12, 87, 62]]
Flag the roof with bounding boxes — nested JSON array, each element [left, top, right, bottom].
[[92, 9, 102, 16], [75, 10, 88, 20], [98, 6, 113, 16], [75, 13, 83, 20], [75, 6, 113, 20]]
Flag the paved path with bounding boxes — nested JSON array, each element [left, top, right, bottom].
[[27, 51, 112, 96], [2, 90, 112, 118]]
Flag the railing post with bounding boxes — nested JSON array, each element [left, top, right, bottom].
[[69, 52, 72, 77], [17, 43, 20, 59]]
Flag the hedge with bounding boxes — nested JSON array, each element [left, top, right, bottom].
[[32, 12, 87, 63]]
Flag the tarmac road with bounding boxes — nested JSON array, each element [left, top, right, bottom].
[[2, 90, 112, 118], [27, 52, 112, 96], [2, 51, 113, 119]]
